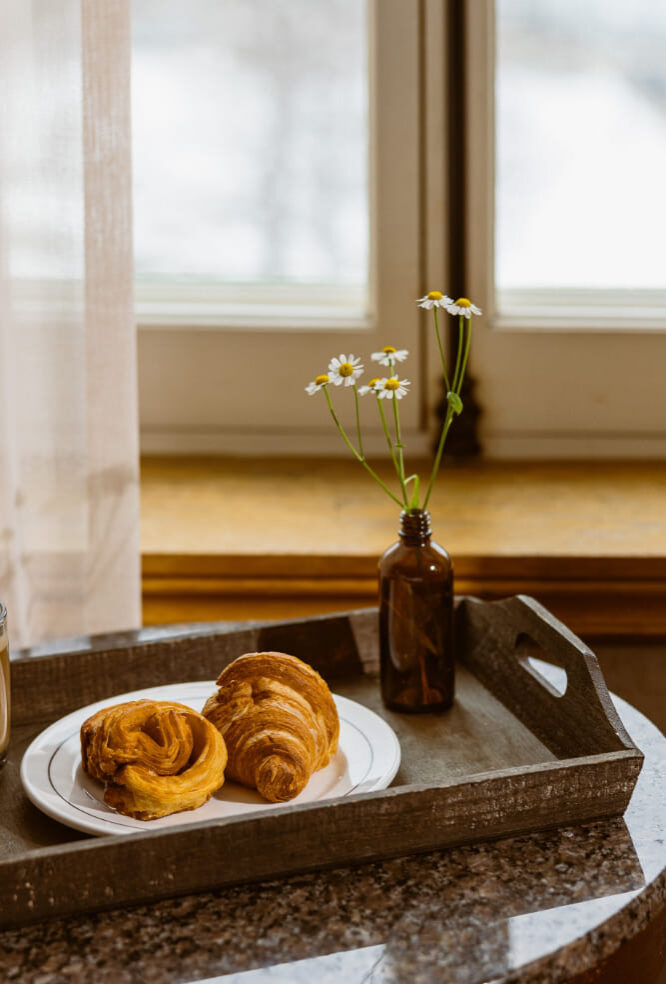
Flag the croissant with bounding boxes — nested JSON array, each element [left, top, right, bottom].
[[81, 699, 228, 820], [202, 651, 339, 803]]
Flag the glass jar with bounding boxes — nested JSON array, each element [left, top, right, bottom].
[[378, 510, 454, 712], [0, 603, 9, 768]]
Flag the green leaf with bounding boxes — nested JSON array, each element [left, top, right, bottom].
[[447, 391, 463, 415], [408, 474, 420, 510]]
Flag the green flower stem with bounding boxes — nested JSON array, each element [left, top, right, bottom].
[[451, 314, 464, 393], [423, 404, 455, 511], [457, 316, 473, 392], [376, 396, 401, 483], [353, 384, 364, 459], [433, 307, 451, 392], [323, 387, 403, 508], [391, 394, 408, 506]]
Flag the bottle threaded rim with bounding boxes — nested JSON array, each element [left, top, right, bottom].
[[399, 509, 431, 541]]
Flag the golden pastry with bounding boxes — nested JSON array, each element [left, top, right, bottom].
[[202, 651, 339, 803], [81, 699, 227, 820]]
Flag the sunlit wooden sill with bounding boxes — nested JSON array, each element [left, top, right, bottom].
[[140, 457, 666, 637]]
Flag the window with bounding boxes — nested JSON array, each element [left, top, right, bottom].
[[496, 0, 666, 297], [467, 0, 666, 458], [133, 0, 369, 311], [133, 1, 441, 455]]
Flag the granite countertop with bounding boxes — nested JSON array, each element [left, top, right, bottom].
[[1, 686, 664, 984]]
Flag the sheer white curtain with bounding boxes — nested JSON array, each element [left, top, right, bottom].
[[0, 1, 140, 649]]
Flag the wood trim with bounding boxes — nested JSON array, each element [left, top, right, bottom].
[[143, 553, 666, 580], [142, 563, 666, 636], [140, 457, 666, 635]]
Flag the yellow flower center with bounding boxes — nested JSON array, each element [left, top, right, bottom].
[[381, 345, 397, 354], [427, 291, 443, 300], [338, 363, 355, 377], [455, 297, 471, 307], [369, 378, 381, 387], [385, 379, 401, 391], [315, 374, 329, 386]]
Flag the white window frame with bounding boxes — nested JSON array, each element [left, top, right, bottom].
[[466, 0, 666, 459], [138, 0, 450, 457]]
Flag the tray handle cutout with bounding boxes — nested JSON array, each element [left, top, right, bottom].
[[458, 594, 641, 760], [514, 635, 567, 698]]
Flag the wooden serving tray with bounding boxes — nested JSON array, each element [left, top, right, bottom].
[[2, 595, 643, 931]]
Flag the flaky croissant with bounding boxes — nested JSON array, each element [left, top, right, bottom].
[[81, 699, 227, 820], [202, 651, 339, 803]]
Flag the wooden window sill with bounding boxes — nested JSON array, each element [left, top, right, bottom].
[[141, 457, 666, 636]]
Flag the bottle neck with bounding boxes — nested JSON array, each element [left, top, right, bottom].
[[399, 509, 432, 546]]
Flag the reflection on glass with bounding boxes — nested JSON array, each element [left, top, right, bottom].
[[496, 0, 666, 289], [508, 891, 638, 969], [132, 0, 369, 289], [193, 944, 385, 982]]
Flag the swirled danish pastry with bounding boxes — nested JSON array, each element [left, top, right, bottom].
[[80, 699, 227, 820], [202, 651, 339, 803]]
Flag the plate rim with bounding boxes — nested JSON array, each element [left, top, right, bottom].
[[20, 681, 401, 837]]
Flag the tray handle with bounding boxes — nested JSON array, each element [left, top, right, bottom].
[[457, 594, 641, 759]]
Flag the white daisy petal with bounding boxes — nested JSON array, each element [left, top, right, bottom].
[[305, 374, 331, 395], [328, 354, 365, 386], [371, 347, 409, 367], [443, 297, 482, 318], [380, 377, 410, 400], [417, 292, 454, 310]]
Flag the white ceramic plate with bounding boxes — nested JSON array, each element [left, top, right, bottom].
[[20, 682, 401, 837]]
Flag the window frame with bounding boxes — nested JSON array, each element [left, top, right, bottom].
[[137, 0, 451, 457], [465, 0, 666, 459]]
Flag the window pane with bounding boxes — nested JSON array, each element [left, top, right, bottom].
[[496, 0, 666, 290], [131, 0, 368, 289]]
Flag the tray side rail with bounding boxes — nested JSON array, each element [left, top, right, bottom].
[[0, 750, 643, 932], [457, 595, 643, 762], [10, 612, 373, 727]]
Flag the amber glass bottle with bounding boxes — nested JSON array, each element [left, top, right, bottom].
[[379, 510, 454, 712]]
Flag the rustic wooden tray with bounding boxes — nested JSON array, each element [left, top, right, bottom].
[[2, 595, 643, 930]]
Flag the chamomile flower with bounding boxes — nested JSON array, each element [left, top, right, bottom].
[[378, 378, 410, 400], [371, 346, 409, 367], [305, 374, 330, 395], [416, 291, 453, 310], [358, 377, 385, 396], [444, 297, 482, 318], [328, 354, 364, 387]]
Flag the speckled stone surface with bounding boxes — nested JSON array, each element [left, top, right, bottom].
[[0, 693, 664, 984]]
